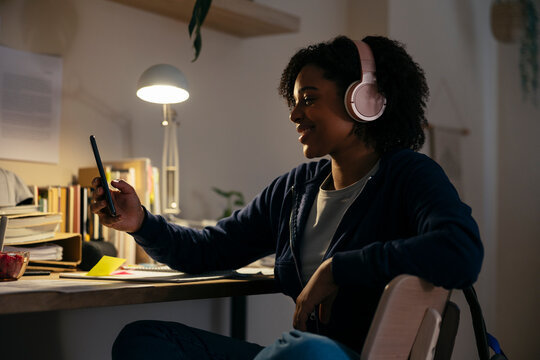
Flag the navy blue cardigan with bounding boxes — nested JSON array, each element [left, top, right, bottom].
[[131, 149, 483, 352]]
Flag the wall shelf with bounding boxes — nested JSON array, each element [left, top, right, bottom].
[[107, 0, 300, 37]]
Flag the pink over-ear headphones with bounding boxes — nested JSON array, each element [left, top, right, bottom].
[[344, 40, 387, 122]]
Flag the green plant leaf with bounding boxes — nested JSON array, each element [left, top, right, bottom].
[[188, 0, 213, 61], [222, 209, 232, 218], [234, 199, 245, 206], [212, 187, 233, 198], [212, 187, 245, 219]]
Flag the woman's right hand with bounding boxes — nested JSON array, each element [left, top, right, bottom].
[[90, 177, 145, 233]]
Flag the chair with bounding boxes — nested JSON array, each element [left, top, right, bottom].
[[360, 275, 459, 360], [433, 301, 460, 360]]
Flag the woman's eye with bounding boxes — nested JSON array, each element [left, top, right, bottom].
[[303, 97, 314, 105]]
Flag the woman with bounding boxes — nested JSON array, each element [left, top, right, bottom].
[[92, 35, 483, 359]]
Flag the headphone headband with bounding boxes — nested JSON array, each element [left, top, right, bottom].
[[355, 40, 376, 74], [344, 40, 387, 122]]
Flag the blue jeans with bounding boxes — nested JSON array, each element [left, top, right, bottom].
[[255, 329, 359, 360], [112, 320, 359, 360]]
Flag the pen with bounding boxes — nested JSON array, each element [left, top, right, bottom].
[[23, 270, 51, 276]]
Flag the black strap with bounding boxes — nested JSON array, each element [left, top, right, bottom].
[[463, 286, 491, 360], [463, 286, 508, 360]]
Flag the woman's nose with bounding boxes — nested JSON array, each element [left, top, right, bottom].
[[289, 104, 302, 123]]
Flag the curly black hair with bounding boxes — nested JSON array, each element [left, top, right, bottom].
[[278, 35, 429, 153]]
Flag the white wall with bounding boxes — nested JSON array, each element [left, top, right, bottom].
[[496, 29, 540, 360], [389, 0, 540, 359]]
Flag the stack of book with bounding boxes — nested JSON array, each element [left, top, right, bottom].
[[0, 204, 39, 216], [0, 205, 81, 270], [2, 210, 62, 244], [3, 243, 63, 261]]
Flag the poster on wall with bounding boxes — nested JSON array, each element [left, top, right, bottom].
[[0, 45, 62, 163]]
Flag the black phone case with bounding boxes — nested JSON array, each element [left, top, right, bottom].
[[90, 135, 117, 217]]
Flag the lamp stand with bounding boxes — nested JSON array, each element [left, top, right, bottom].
[[161, 103, 180, 215]]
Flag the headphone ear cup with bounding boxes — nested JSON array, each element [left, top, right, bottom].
[[345, 81, 386, 122]]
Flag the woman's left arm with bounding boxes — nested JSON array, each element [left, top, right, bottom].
[[293, 257, 338, 331]]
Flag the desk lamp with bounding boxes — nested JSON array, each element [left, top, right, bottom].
[[136, 64, 189, 216]]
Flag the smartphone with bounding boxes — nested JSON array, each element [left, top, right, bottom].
[[89, 135, 117, 217]]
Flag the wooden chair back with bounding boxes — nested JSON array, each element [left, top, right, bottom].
[[360, 275, 450, 360]]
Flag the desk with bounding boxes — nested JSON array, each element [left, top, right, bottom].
[[0, 273, 279, 315], [0, 274, 281, 359]]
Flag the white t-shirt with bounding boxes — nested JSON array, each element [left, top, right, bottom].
[[300, 161, 379, 283]]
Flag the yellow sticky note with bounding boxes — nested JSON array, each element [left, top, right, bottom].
[[86, 256, 126, 276]]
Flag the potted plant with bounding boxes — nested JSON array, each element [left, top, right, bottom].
[[212, 187, 245, 219]]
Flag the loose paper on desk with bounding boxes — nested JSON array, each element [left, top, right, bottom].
[[86, 255, 126, 276], [61, 269, 235, 283]]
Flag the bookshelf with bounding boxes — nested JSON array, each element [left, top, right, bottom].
[[78, 158, 158, 264], [33, 185, 85, 237]]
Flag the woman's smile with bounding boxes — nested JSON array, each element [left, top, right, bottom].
[[296, 123, 315, 143]]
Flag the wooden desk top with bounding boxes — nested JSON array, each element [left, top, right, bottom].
[[0, 273, 278, 315]]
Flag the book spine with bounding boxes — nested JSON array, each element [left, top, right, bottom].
[[71, 184, 81, 234], [80, 187, 89, 241], [60, 187, 68, 232]]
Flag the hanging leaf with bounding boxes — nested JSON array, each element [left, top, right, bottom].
[[188, 0, 213, 62]]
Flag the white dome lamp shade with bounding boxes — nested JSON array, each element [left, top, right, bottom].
[[136, 64, 190, 104]]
